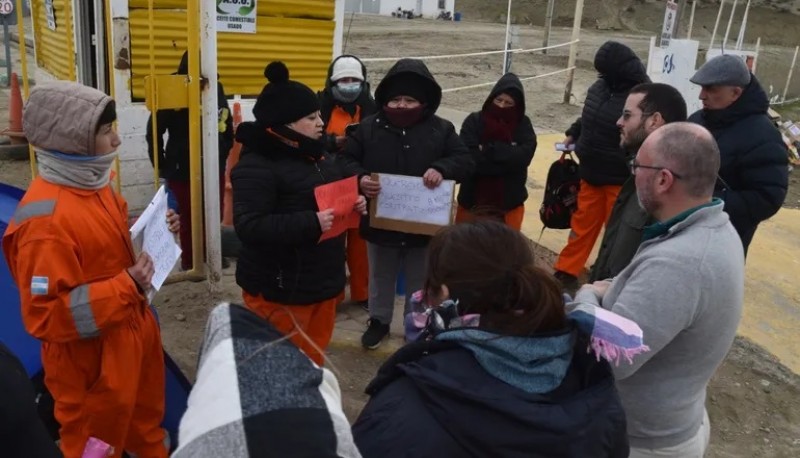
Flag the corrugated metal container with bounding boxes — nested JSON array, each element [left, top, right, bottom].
[[129, 9, 334, 98], [31, 0, 76, 81], [128, 0, 334, 20]]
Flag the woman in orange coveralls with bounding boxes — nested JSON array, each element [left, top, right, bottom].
[[3, 81, 179, 458]]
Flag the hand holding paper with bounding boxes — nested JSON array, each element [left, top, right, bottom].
[[315, 177, 361, 242]]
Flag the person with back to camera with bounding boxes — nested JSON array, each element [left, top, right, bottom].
[[231, 61, 367, 366], [455, 72, 537, 229], [353, 220, 650, 458]]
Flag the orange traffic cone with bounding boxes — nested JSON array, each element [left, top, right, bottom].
[[222, 101, 243, 227], [5, 72, 26, 144]]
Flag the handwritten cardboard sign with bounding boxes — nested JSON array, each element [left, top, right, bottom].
[[369, 173, 455, 236], [315, 176, 360, 242]]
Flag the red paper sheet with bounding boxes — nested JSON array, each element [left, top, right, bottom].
[[314, 176, 360, 242]]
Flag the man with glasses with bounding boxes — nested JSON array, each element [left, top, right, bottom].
[[573, 122, 744, 457], [688, 54, 788, 254], [590, 83, 687, 282]]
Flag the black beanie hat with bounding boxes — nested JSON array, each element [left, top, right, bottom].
[[382, 73, 430, 105], [253, 61, 320, 128]]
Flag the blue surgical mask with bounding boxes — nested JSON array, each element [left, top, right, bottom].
[[333, 81, 362, 103], [336, 81, 362, 95]]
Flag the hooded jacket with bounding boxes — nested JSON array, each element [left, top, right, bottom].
[[352, 334, 629, 458], [688, 75, 788, 253], [146, 53, 234, 181], [566, 42, 650, 186], [231, 124, 351, 305], [22, 81, 113, 156], [341, 58, 474, 247], [457, 73, 537, 211], [319, 55, 378, 152]]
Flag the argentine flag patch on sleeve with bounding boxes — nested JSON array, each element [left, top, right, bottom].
[[31, 276, 49, 295]]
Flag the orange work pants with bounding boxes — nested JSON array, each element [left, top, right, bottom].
[[554, 180, 622, 277], [456, 205, 525, 231], [346, 228, 369, 302], [45, 309, 167, 458], [243, 292, 338, 366]]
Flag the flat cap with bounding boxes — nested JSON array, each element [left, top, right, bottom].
[[690, 54, 751, 87]]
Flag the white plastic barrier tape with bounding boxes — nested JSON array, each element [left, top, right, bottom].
[[441, 66, 576, 93], [361, 40, 579, 63]]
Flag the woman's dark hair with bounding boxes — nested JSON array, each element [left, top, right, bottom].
[[424, 220, 567, 335], [95, 100, 117, 133]]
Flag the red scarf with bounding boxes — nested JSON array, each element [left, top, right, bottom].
[[384, 105, 426, 128], [474, 103, 521, 211]]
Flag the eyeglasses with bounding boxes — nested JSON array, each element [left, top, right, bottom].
[[629, 159, 683, 179], [620, 111, 654, 121]]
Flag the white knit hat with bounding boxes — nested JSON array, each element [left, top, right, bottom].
[[330, 56, 364, 82]]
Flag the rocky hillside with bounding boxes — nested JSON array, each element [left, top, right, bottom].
[[456, 0, 800, 47]]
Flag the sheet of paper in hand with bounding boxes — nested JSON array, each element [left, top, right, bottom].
[[129, 186, 182, 301], [314, 176, 360, 242], [370, 173, 456, 236]]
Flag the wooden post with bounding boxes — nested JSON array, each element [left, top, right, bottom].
[[723, 0, 738, 49], [687, 1, 697, 39], [709, 0, 725, 52], [673, 0, 688, 38], [543, 0, 555, 54], [563, 0, 585, 104], [502, 0, 513, 76], [783, 46, 799, 102]]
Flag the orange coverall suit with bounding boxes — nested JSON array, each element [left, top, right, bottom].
[[2, 178, 167, 458], [326, 105, 369, 303]]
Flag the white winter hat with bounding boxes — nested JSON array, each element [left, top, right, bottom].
[[330, 56, 364, 82]]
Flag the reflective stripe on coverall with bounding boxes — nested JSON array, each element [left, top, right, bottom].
[[2, 177, 167, 458]]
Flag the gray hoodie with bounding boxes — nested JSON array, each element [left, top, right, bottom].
[[575, 201, 744, 449]]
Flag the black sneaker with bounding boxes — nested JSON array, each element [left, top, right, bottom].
[[361, 319, 390, 350], [553, 270, 580, 293]]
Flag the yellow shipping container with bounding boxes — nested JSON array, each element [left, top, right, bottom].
[[31, 0, 76, 81], [128, 0, 334, 20]]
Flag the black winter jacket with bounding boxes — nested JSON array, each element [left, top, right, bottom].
[[341, 59, 474, 247], [589, 177, 652, 282], [567, 42, 650, 186], [318, 55, 378, 152], [457, 73, 537, 211], [231, 124, 351, 305], [353, 335, 629, 458], [688, 75, 788, 253], [146, 54, 234, 181]]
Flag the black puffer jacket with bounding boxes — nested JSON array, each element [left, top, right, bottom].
[[353, 334, 629, 458], [146, 52, 234, 181], [231, 124, 350, 305], [341, 58, 474, 247], [457, 73, 537, 211], [318, 55, 378, 152], [688, 75, 788, 253], [567, 42, 650, 186]]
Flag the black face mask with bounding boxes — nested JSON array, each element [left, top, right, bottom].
[[383, 105, 426, 128]]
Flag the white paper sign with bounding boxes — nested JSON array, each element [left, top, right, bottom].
[[130, 186, 182, 300], [44, 0, 56, 31], [375, 173, 455, 226], [647, 38, 702, 115], [217, 0, 257, 34], [660, 0, 678, 48]]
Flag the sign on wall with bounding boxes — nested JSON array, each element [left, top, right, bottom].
[[44, 0, 56, 31], [217, 0, 257, 34], [660, 0, 678, 48], [706, 48, 758, 74], [648, 38, 702, 115]]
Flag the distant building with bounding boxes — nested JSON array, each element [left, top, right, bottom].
[[345, 0, 456, 19]]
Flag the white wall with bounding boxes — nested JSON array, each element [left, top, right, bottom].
[[379, 0, 455, 18]]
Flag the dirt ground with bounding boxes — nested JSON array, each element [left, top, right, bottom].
[[1, 13, 800, 457]]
